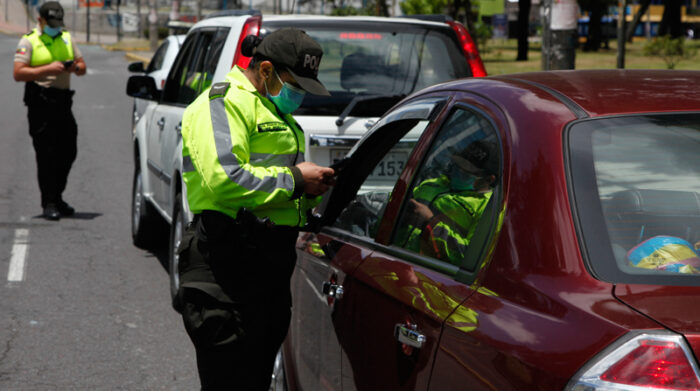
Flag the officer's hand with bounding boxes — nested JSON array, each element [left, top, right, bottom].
[[44, 61, 65, 75], [296, 162, 335, 196]]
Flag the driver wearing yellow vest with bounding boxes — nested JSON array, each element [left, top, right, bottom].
[[400, 140, 498, 265], [178, 28, 334, 390], [13, 1, 86, 220]]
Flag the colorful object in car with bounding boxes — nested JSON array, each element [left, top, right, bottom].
[[627, 236, 700, 274]]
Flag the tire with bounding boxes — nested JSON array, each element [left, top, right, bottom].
[[169, 192, 186, 313], [131, 165, 163, 249], [269, 349, 288, 391]]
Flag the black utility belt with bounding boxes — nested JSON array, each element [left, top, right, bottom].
[[196, 209, 298, 244], [25, 81, 74, 98]]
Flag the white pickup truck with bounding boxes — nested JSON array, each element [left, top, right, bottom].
[[126, 11, 485, 310]]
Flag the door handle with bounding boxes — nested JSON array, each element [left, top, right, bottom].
[[321, 281, 344, 300], [394, 323, 426, 349], [175, 122, 182, 135], [157, 117, 165, 131]]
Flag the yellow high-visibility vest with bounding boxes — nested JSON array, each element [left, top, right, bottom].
[[25, 28, 74, 67], [181, 66, 319, 227]]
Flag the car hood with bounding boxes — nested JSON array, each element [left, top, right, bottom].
[[615, 284, 700, 357]]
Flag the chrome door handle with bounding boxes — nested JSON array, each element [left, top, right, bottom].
[[322, 281, 344, 300], [157, 117, 165, 131], [394, 323, 426, 349]]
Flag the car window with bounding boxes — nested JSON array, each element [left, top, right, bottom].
[[331, 123, 426, 238], [263, 21, 469, 117], [146, 39, 169, 74], [391, 108, 501, 272], [163, 28, 227, 105], [569, 114, 700, 285]]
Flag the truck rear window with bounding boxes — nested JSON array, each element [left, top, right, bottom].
[[569, 114, 700, 285]]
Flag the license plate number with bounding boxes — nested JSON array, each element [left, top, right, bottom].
[[330, 149, 408, 181]]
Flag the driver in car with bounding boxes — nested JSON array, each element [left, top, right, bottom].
[[399, 140, 498, 265]]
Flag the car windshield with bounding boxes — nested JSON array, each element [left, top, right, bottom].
[[569, 114, 700, 285], [263, 20, 470, 116]]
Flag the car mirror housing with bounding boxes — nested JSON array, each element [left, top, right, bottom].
[[126, 75, 160, 101], [127, 61, 145, 73]]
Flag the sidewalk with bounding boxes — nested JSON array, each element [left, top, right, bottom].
[[0, 0, 152, 63]]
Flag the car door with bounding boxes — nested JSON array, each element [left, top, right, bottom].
[[296, 97, 506, 390], [145, 32, 197, 207], [289, 96, 449, 390], [158, 28, 229, 213], [149, 28, 217, 208]]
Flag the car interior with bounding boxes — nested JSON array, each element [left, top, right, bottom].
[[605, 189, 700, 273]]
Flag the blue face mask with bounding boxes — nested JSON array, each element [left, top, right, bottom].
[[450, 167, 477, 191], [43, 25, 62, 37], [266, 70, 306, 114]]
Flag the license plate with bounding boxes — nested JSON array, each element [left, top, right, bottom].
[[330, 149, 408, 181]]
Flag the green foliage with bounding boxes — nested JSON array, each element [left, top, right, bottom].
[[330, 0, 382, 16], [643, 35, 698, 69], [399, 0, 447, 14], [473, 20, 493, 51]]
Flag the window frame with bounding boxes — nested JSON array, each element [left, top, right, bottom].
[[386, 103, 505, 282], [565, 112, 700, 286], [146, 39, 169, 74], [161, 31, 200, 105], [317, 99, 505, 283]]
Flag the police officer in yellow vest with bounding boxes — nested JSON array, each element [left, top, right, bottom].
[[178, 28, 334, 390], [13, 1, 86, 220]]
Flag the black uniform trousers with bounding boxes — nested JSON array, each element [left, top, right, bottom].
[[24, 82, 78, 208], [178, 210, 298, 390]]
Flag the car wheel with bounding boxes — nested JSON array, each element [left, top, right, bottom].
[[269, 349, 287, 391], [169, 192, 185, 313], [131, 164, 163, 249]]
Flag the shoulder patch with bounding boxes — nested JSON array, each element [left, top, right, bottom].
[[209, 82, 230, 99], [257, 122, 289, 133], [16, 47, 27, 55]]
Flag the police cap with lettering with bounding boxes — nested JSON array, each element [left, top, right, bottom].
[[39, 1, 65, 28], [255, 28, 330, 96]]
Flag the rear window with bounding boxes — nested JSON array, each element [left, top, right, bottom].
[[569, 114, 700, 285], [263, 21, 470, 117]]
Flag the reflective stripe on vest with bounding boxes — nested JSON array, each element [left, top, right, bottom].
[[26, 29, 74, 67], [208, 84, 295, 193]]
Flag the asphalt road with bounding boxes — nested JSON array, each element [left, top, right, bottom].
[[0, 33, 199, 390]]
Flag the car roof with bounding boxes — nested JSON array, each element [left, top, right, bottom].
[[419, 70, 700, 118], [263, 14, 451, 28]]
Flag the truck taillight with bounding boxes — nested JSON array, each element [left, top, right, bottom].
[[446, 20, 487, 77], [232, 15, 262, 70], [566, 331, 700, 391]]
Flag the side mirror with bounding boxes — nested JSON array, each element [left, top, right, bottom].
[[126, 75, 160, 101], [127, 61, 145, 73]]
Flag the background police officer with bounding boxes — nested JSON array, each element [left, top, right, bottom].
[[13, 1, 87, 220], [178, 28, 334, 390]]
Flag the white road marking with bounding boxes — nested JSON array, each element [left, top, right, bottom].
[[300, 269, 327, 304], [7, 218, 29, 282]]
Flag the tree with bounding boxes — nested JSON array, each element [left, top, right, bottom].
[[579, 0, 613, 52], [643, 35, 697, 69], [516, 0, 531, 60], [658, 0, 683, 38]]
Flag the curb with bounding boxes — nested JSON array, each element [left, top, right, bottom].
[[125, 52, 151, 64]]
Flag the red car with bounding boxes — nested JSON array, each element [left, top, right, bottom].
[[273, 70, 700, 391]]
